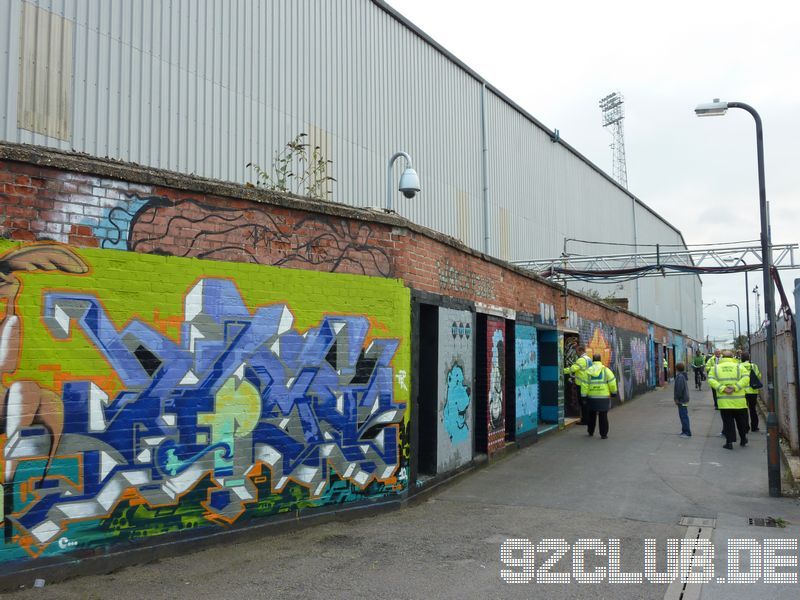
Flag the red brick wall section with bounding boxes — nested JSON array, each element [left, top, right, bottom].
[[0, 155, 687, 342]]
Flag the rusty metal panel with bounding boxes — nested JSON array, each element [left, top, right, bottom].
[[17, 1, 73, 141]]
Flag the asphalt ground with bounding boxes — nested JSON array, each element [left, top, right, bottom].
[[10, 385, 800, 599]]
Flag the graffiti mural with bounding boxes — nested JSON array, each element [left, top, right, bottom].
[[612, 332, 628, 404], [0, 242, 409, 564], [615, 330, 651, 403], [564, 334, 579, 369], [585, 325, 612, 367], [562, 332, 581, 419], [577, 320, 657, 406], [515, 325, 538, 436], [673, 335, 686, 368], [443, 365, 470, 443], [436, 258, 495, 300], [437, 309, 473, 472], [126, 197, 394, 277], [485, 317, 505, 455], [647, 325, 657, 388], [537, 303, 557, 327], [630, 337, 648, 386]]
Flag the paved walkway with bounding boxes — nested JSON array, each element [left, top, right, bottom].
[[13, 386, 800, 599]]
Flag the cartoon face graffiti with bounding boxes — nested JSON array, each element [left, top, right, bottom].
[[442, 363, 470, 444], [0, 244, 88, 483], [489, 329, 505, 429]]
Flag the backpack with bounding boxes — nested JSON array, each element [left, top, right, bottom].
[[749, 366, 764, 390]]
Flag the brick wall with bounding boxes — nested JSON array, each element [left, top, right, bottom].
[[0, 149, 674, 340], [0, 144, 698, 579]]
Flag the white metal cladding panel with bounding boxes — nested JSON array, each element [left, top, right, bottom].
[[0, 0, 486, 242], [0, 0, 20, 141], [0, 0, 702, 336], [483, 86, 702, 337], [484, 91, 638, 262]]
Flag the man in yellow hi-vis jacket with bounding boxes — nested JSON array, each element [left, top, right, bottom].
[[564, 345, 593, 425], [581, 354, 617, 439], [707, 350, 751, 449]]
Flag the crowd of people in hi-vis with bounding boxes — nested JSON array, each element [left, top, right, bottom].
[[564, 344, 764, 449], [675, 348, 763, 449]]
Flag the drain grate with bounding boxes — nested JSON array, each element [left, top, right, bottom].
[[748, 516, 779, 527]]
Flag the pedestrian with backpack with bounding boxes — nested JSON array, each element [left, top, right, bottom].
[[708, 350, 750, 449], [739, 351, 763, 432]]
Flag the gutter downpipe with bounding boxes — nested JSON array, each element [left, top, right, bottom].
[[481, 83, 490, 255]]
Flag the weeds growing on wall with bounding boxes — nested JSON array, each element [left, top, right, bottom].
[[247, 133, 336, 200]]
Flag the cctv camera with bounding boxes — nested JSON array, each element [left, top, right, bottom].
[[398, 167, 420, 200]]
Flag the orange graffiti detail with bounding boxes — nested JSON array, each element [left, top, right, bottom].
[[586, 327, 611, 366]]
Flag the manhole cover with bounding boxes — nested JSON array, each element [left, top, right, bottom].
[[679, 516, 716, 527]]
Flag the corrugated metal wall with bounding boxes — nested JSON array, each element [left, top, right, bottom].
[[0, 0, 703, 339]]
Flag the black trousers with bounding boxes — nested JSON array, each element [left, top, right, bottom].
[[721, 408, 749, 445], [586, 409, 609, 437], [711, 388, 725, 431], [746, 394, 759, 431], [579, 394, 588, 425]]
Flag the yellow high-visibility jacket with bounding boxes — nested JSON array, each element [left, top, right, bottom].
[[581, 362, 617, 411], [707, 357, 749, 409], [564, 354, 593, 388], [740, 361, 762, 396]]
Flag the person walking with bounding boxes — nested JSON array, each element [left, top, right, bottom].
[[674, 362, 691, 437], [705, 349, 724, 436], [581, 354, 617, 439], [707, 350, 750, 449], [663, 355, 669, 384], [564, 345, 593, 426], [691, 352, 705, 390], [739, 351, 763, 432]]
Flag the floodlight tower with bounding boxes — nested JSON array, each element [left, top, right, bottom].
[[599, 92, 628, 189]]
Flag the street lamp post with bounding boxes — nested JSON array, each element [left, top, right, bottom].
[[726, 303, 742, 346], [727, 319, 739, 343], [695, 98, 781, 497], [724, 257, 752, 350]]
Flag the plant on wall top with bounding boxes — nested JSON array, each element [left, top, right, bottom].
[[247, 133, 336, 201]]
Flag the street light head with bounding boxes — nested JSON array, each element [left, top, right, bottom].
[[695, 98, 729, 117], [398, 167, 420, 199]]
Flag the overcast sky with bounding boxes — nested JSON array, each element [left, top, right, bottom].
[[387, 0, 799, 346]]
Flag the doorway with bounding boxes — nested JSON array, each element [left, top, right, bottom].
[[417, 304, 438, 477], [538, 329, 561, 433]]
